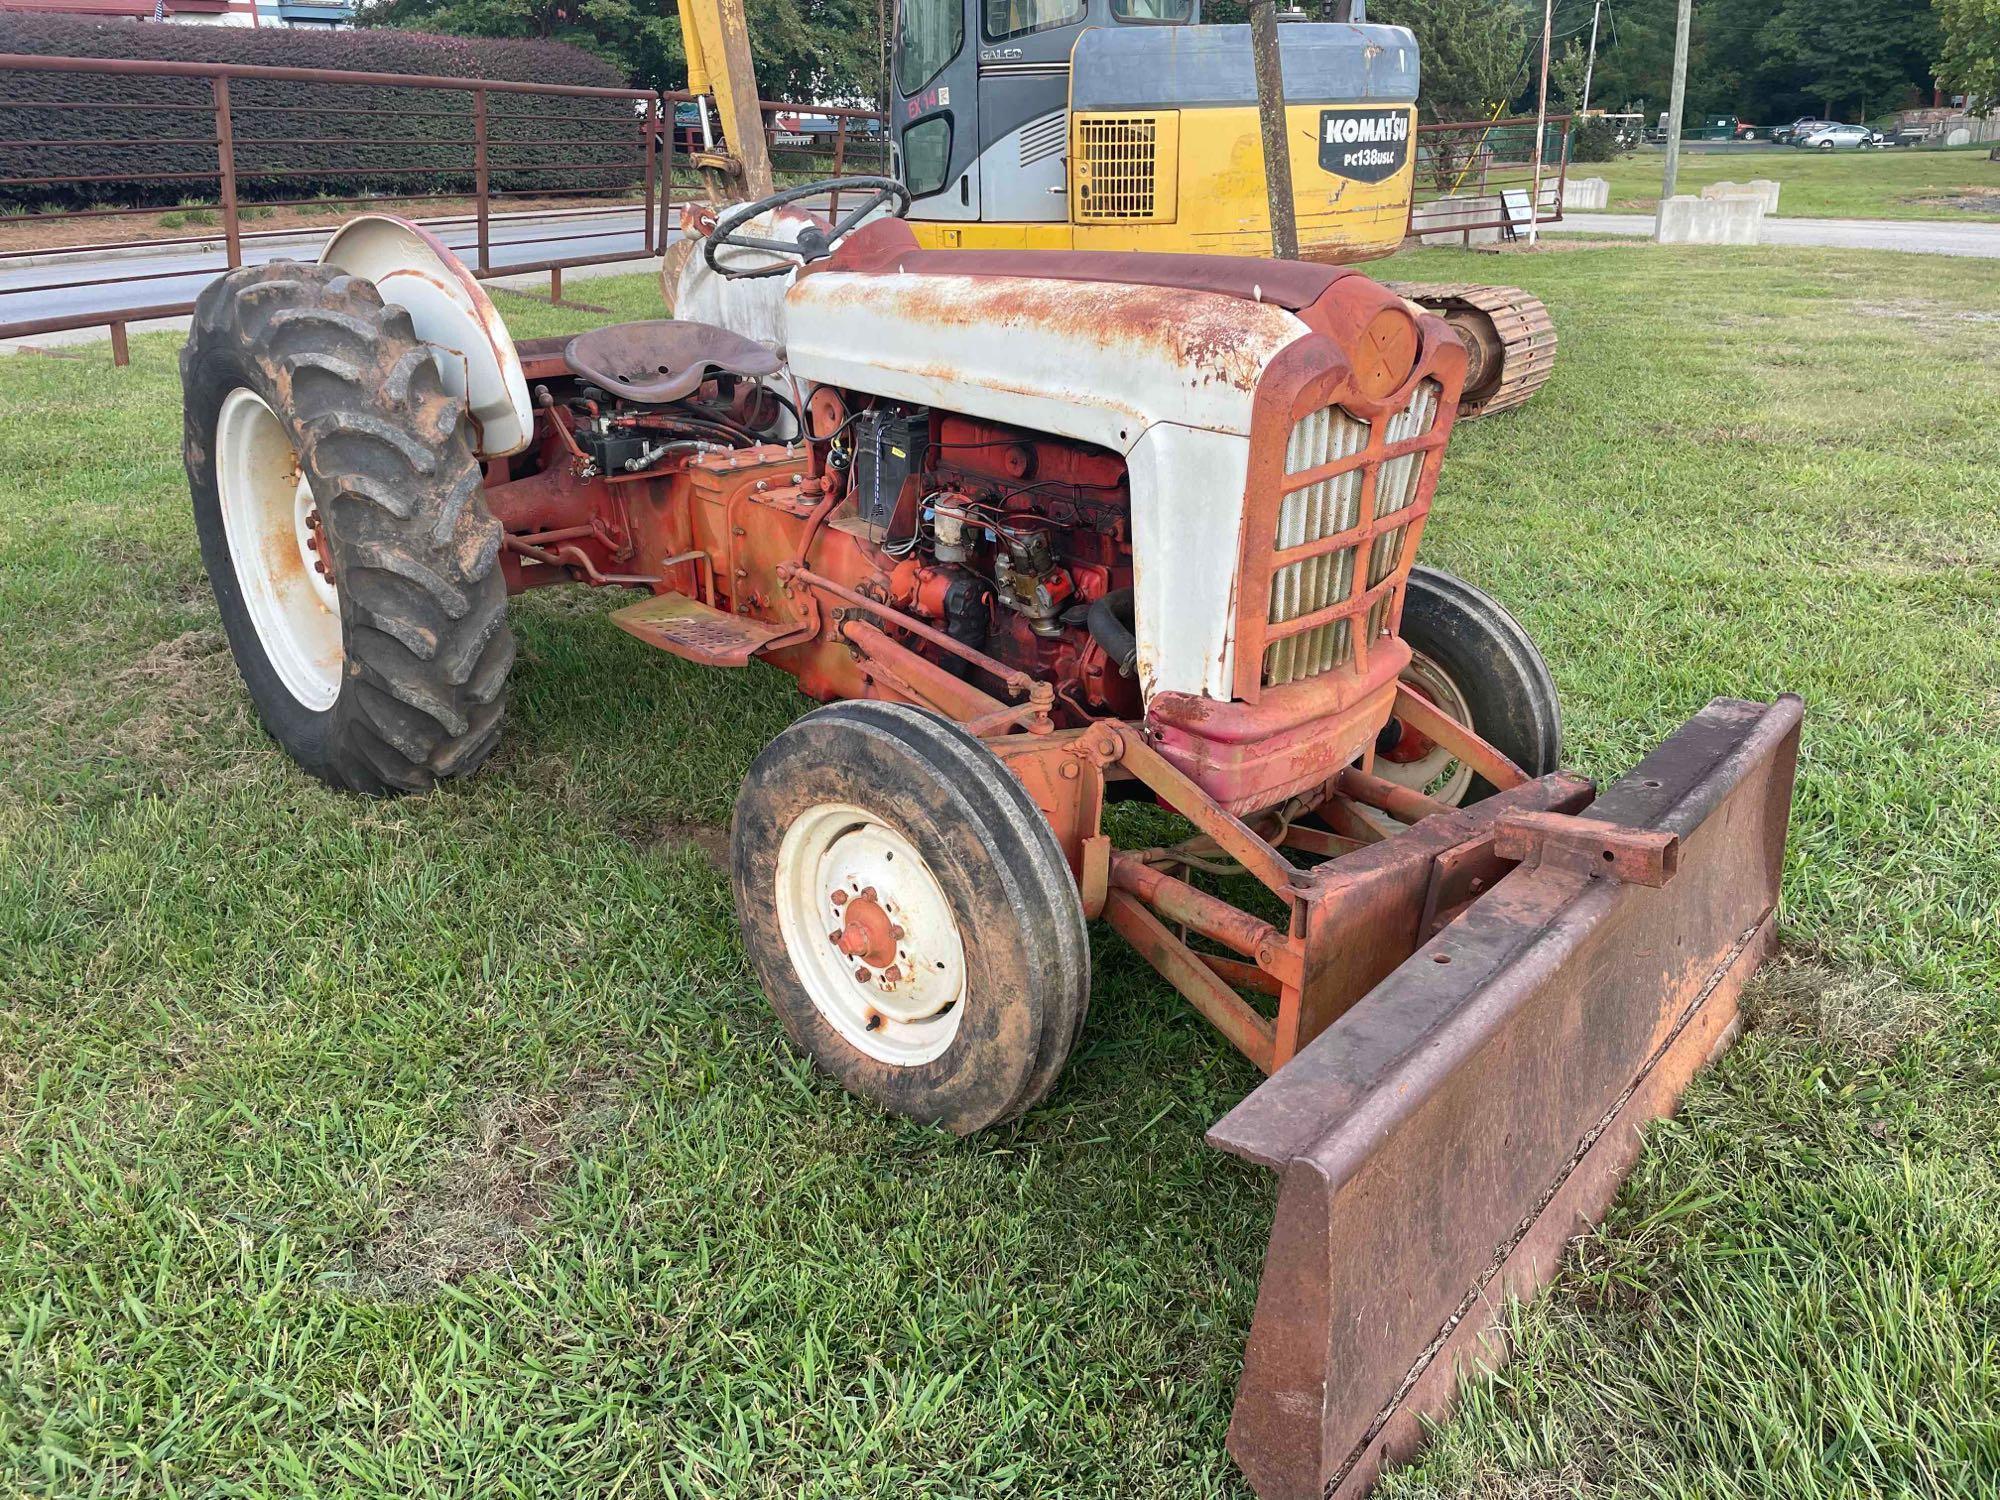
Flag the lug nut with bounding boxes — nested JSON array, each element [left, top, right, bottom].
[[880, 964, 902, 984], [831, 890, 848, 907]]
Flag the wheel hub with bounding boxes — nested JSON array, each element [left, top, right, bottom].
[[775, 803, 968, 1065], [296, 479, 339, 611], [214, 386, 343, 711], [1374, 650, 1474, 805], [1376, 702, 1438, 765], [829, 888, 899, 970]]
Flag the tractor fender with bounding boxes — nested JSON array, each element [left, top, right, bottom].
[[319, 215, 534, 458]]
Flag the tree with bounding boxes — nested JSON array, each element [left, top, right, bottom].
[[1550, 35, 1588, 111], [1935, 0, 2000, 110], [355, 0, 884, 100], [1568, 0, 1939, 124], [1761, 0, 1925, 118], [1369, 0, 1531, 121]]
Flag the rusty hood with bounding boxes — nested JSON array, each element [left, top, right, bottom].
[[782, 267, 1312, 455]]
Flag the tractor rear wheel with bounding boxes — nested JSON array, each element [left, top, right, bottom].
[[732, 702, 1089, 1135], [181, 261, 514, 794], [1376, 566, 1562, 806]]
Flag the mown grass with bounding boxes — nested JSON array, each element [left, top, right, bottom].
[[1, 243, 1997, 1497], [1592, 145, 2000, 221]]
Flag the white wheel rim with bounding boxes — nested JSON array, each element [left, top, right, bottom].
[[774, 802, 968, 1067], [216, 386, 342, 711], [1376, 650, 1476, 807]]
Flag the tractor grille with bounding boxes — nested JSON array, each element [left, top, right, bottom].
[[1263, 380, 1443, 689], [1074, 114, 1176, 222]]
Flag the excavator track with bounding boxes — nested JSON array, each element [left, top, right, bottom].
[[1386, 282, 1558, 419]]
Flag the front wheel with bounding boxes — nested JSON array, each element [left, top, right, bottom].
[[731, 702, 1089, 1135], [1374, 566, 1562, 806]]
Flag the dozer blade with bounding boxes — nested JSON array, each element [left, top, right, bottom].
[[1208, 695, 1803, 1500]]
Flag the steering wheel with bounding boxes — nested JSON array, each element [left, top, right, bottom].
[[703, 176, 912, 280]]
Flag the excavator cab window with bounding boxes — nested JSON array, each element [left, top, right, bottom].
[[903, 117, 953, 196], [897, 0, 964, 94], [1110, 0, 1192, 20], [983, 0, 1084, 41]]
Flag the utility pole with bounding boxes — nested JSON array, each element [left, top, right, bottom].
[[1656, 0, 1691, 232], [1528, 0, 1553, 244], [1581, 0, 1603, 115]]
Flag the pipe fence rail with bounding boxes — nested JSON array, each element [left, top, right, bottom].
[[0, 54, 889, 361], [1407, 115, 1572, 244], [5, 57, 1571, 360]]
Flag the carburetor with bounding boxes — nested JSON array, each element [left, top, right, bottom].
[[992, 527, 1073, 638]]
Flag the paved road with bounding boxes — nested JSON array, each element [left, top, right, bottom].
[[10, 202, 2000, 340], [1560, 212, 2000, 258], [1, 208, 662, 333]]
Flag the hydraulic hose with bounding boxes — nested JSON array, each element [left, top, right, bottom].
[[1087, 588, 1138, 678]]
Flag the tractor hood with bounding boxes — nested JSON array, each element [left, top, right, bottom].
[[782, 224, 1352, 454]]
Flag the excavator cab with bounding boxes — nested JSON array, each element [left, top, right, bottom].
[[890, 0, 1417, 261]]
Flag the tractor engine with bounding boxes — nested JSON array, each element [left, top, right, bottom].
[[849, 408, 1143, 725]]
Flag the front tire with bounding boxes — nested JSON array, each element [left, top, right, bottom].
[[732, 703, 1089, 1135], [1376, 566, 1562, 805], [181, 261, 514, 794]]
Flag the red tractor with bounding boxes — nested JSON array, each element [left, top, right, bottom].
[[180, 186, 1800, 1498]]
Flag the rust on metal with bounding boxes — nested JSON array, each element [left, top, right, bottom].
[[1109, 854, 1297, 982], [1495, 808, 1681, 887], [1333, 765, 1452, 825], [1390, 681, 1527, 790], [1104, 891, 1278, 1074], [1208, 695, 1802, 1500], [1226, 279, 1466, 706]]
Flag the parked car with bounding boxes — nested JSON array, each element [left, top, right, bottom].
[[1772, 117, 1835, 145], [1796, 123, 1887, 150]]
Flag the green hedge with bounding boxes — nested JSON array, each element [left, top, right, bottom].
[[0, 18, 648, 212]]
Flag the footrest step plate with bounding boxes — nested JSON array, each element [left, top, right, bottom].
[[610, 594, 789, 667]]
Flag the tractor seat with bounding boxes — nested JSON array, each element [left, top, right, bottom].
[[562, 319, 780, 405]]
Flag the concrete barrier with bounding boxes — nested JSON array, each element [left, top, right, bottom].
[[1655, 194, 1763, 245], [1412, 193, 1504, 247], [1562, 176, 1609, 210], [1701, 178, 1780, 213]]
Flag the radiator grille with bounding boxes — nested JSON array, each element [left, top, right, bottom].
[[1263, 380, 1442, 689], [1074, 114, 1172, 222]]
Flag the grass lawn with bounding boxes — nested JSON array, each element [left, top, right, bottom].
[[2, 243, 1998, 1497], [1591, 144, 2000, 221]]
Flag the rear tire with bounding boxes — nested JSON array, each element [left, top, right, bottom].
[[1377, 566, 1562, 805], [181, 261, 514, 794], [732, 702, 1089, 1135]]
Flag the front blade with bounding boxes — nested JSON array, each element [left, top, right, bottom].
[[1208, 695, 1803, 1499]]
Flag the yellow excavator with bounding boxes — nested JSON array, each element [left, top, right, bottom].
[[674, 0, 1555, 416]]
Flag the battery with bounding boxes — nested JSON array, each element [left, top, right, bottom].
[[850, 407, 928, 542]]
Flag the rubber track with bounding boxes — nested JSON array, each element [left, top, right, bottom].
[[1387, 281, 1559, 418]]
